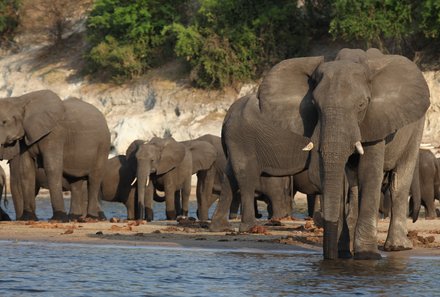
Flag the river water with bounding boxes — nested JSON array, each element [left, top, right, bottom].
[[0, 198, 439, 296]]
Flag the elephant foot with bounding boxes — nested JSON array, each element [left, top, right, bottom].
[[50, 211, 69, 222], [425, 215, 436, 220], [239, 221, 256, 233], [166, 210, 177, 221], [182, 210, 188, 217], [354, 251, 382, 260], [88, 211, 107, 221], [68, 213, 83, 222], [146, 208, 154, 222], [18, 210, 38, 221], [209, 219, 233, 232], [384, 234, 413, 252], [0, 209, 11, 221]]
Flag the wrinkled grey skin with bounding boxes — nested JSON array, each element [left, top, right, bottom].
[[381, 149, 437, 220], [2, 90, 111, 221], [212, 48, 430, 260], [0, 165, 11, 221], [195, 134, 299, 221], [129, 137, 217, 221]]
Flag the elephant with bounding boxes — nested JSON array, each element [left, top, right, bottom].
[[194, 134, 304, 221], [211, 48, 430, 260], [0, 90, 111, 221], [381, 149, 438, 220], [0, 164, 11, 221], [129, 137, 217, 221]]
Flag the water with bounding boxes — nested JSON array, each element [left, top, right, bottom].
[[1, 198, 439, 296]]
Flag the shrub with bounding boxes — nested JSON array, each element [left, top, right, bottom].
[[169, 0, 309, 88], [86, 0, 188, 80]]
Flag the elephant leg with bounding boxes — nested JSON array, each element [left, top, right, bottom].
[[383, 170, 415, 251], [422, 189, 436, 219], [210, 170, 235, 232], [338, 180, 353, 258], [144, 182, 154, 221], [229, 192, 241, 220], [354, 142, 385, 260], [165, 183, 177, 220], [69, 179, 85, 220], [264, 186, 287, 220], [307, 194, 316, 218], [9, 154, 38, 220], [181, 178, 191, 217], [197, 168, 216, 221], [86, 164, 107, 221], [174, 191, 182, 216], [125, 189, 136, 220], [233, 161, 259, 232]]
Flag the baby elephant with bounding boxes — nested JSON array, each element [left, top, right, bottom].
[[128, 137, 217, 221]]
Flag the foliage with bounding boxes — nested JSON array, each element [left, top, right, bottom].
[[329, 0, 415, 51], [420, 0, 440, 38], [0, 0, 20, 45], [170, 0, 309, 88], [86, 0, 187, 81]]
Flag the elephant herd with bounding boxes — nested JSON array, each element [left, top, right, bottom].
[[0, 48, 436, 260]]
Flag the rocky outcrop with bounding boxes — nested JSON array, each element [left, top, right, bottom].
[[0, 45, 439, 158]]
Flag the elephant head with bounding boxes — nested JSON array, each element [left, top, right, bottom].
[[0, 90, 64, 160], [127, 137, 186, 220], [258, 48, 430, 259]]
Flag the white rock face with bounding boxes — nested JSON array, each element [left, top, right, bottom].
[[0, 45, 439, 162]]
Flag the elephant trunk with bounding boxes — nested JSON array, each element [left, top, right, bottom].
[[136, 159, 152, 220], [321, 156, 346, 260], [320, 116, 355, 260]]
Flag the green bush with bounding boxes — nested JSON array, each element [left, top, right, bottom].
[[420, 0, 440, 38], [170, 0, 309, 88], [86, 0, 187, 81], [0, 0, 20, 45]]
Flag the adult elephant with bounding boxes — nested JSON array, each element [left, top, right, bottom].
[[211, 48, 430, 260], [129, 137, 217, 221], [1, 90, 111, 221]]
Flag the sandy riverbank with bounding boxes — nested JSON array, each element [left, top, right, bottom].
[[1, 215, 439, 258]]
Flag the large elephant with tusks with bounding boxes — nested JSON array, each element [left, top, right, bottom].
[[211, 48, 430, 260]]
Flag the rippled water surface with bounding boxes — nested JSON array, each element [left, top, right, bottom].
[[1, 198, 439, 296], [0, 241, 439, 297]]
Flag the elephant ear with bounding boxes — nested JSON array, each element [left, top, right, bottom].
[[360, 55, 430, 142], [126, 139, 146, 159], [188, 140, 217, 173], [0, 141, 20, 160], [156, 138, 186, 175], [258, 56, 324, 138], [22, 90, 65, 145]]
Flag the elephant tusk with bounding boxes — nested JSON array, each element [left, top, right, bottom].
[[146, 176, 150, 187], [130, 177, 137, 186], [302, 142, 314, 151], [355, 141, 364, 155]]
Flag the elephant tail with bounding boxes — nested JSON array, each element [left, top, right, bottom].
[[1, 173, 7, 209]]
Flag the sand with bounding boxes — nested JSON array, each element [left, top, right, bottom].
[[1, 214, 440, 258]]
